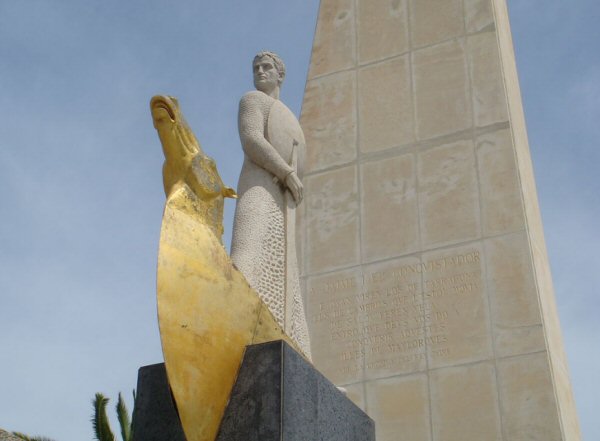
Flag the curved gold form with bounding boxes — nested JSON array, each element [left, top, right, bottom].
[[151, 96, 299, 441]]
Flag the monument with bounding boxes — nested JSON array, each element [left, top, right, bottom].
[[298, 0, 581, 440], [145, 53, 371, 440]]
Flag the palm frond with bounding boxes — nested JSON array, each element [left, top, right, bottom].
[[116, 393, 131, 441], [11, 432, 32, 441], [130, 389, 136, 441], [92, 393, 115, 441]]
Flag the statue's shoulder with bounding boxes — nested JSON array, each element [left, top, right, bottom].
[[239, 90, 275, 108]]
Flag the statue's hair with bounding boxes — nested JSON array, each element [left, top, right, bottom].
[[253, 51, 286, 84]]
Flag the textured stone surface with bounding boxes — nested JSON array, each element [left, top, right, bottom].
[[476, 128, 525, 236], [131, 363, 186, 441], [361, 154, 418, 262], [422, 244, 492, 369], [217, 342, 282, 441], [305, 165, 359, 274], [358, 56, 414, 153], [464, 0, 494, 33], [357, 0, 408, 63], [308, 0, 355, 78], [216, 340, 375, 441], [409, 0, 463, 49], [485, 232, 545, 357], [417, 140, 480, 248], [413, 40, 471, 140], [430, 362, 502, 441], [302, 71, 357, 172], [468, 31, 509, 126], [300, 0, 581, 439], [366, 374, 430, 441], [306, 267, 364, 385], [498, 353, 563, 440]]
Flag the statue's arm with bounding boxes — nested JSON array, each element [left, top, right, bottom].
[[238, 92, 294, 182]]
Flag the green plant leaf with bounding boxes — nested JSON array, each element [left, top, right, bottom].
[[92, 393, 115, 441], [116, 393, 131, 441]]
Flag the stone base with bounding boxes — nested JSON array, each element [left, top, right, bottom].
[[132, 341, 375, 441], [217, 340, 375, 441], [131, 363, 186, 441]]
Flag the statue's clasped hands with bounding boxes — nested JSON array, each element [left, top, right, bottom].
[[272, 170, 303, 205], [285, 170, 303, 205]]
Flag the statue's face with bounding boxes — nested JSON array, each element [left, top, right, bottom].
[[253, 56, 281, 94]]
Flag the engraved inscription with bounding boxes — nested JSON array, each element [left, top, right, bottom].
[[308, 250, 483, 382]]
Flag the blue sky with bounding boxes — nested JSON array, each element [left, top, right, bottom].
[[0, 1, 598, 439]]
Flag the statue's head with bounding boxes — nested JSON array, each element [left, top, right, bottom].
[[253, 51, 285, 94]]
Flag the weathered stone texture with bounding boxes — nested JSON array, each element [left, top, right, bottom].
[[358, 56, 414, 152], [302, 71, 357, 172]]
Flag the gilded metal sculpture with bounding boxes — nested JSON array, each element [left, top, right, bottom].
[[152, 95, 236, 236], [151, 95, 300, 441]]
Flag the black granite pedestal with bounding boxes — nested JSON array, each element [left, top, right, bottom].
[[131, 363, 186, 441], [132, 341, 375, 441], [217, 340, 375, 441]]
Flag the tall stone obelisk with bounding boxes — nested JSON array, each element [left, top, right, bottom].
[[298, 1, 581, 440]]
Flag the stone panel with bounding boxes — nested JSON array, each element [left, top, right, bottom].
[[468, 31, 509, 127], [485, 232, 545, 358], [360, 154, 418, 262], [301, 71, 357, 173], [307, 268, 364, 385], [464, 0, 494, 33], [477, 128, 525, 236], [413, 40, 472, 140], [358, 56, 414, 153], [498, 352, 563, 441], [430, 362, 502, 441], [308, 0, 355, 78], [357, 0, 408, 64], [366, 374, 431, 441], [305, 166, 359, 274], [409, 0, 463, 49], [422, 244, 492, 368], [418, 140, 480, 248]]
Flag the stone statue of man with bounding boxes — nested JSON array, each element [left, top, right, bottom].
[[231, 51, 311, 358]]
